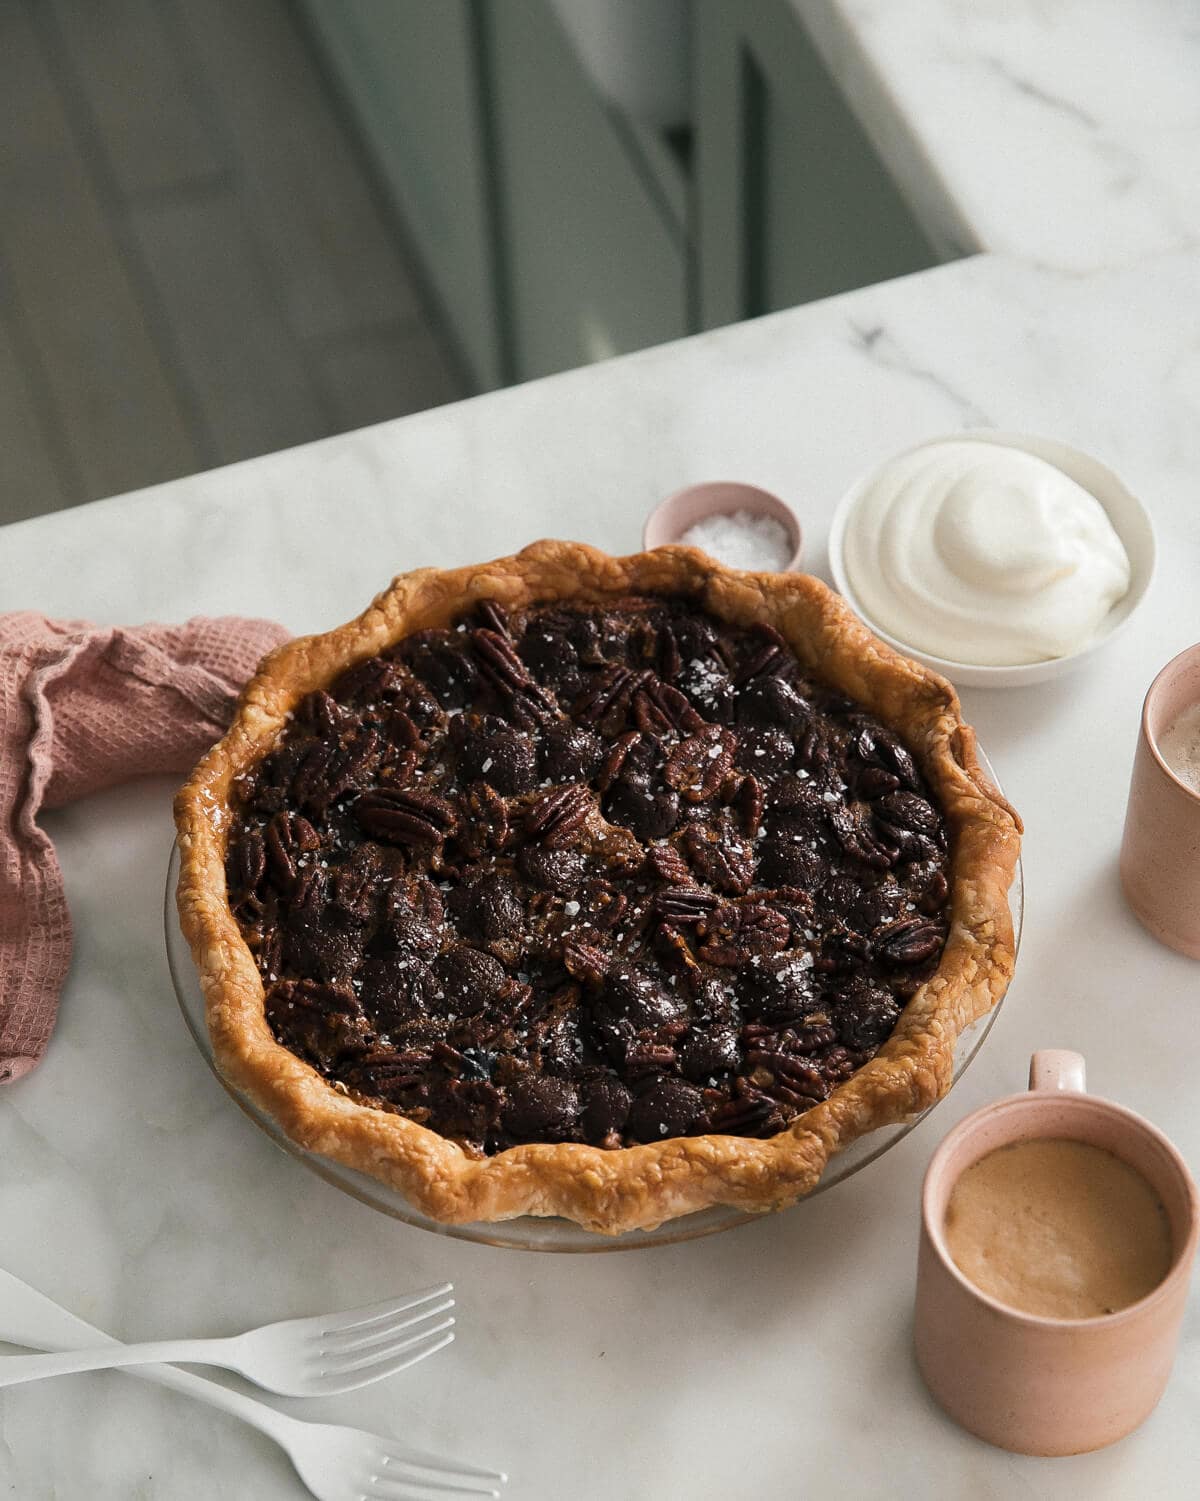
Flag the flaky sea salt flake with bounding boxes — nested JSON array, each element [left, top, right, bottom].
[[678, 508, 792, 571]]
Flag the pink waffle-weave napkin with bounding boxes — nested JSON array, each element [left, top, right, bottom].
[[0, 612, 289, 1083]]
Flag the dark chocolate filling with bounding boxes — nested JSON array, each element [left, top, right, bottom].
[[225, 596, 950, 1154]]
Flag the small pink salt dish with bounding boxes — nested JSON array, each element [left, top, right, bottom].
[[643, 482, 804, 571], [1120, 642, 1200, 959], [914, 1051, 1199, 1457]]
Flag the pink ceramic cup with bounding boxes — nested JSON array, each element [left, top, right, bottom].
[[914, 1050, 1199, 1457], [1120, 642, 1200, 958]]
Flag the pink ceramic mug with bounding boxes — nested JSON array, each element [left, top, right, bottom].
[[1120, 642, 1200, 958], [914, 1050, 1198, 1456]]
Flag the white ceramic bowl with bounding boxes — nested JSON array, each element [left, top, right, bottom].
[[827, 431, 1156, 689]]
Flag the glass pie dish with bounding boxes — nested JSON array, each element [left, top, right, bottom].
[[164, 745, 1021, 1254]]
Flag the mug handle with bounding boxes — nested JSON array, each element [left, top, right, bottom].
[[1028, 1049, 1087, 1093]]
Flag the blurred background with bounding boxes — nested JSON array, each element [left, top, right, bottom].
[[0, 0, 948, 527]]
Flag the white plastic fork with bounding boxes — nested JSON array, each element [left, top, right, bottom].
[[0, 1285, 456, 1397], [0, 1267, 506, 1501]]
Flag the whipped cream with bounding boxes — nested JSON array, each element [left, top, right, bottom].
[[842, 441, 1132, 666]]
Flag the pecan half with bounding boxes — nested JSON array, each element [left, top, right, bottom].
[[653, 887, 721, 924], [681, 822, 754, 894], [875, 791, 940, 837], [268, 977, 358, 1018], [734, 623, 788, 684], [264, 810, 320, 889], [491, 977, 536, 1027], [299, 689, 344, 736], [625, 1043, 678, 1077], [657, 625, 683, 684], [855, 724, 920, 791], [709, 1089, 783, 1137], [470, 628, 552, 713], [740, 1022, 782, 1050], [796, 1023, 838, 1053], [226, 828, 267, 900], [664, 726, 737, 802], [887, 828, 942, 867], [331, 655, 401, 706], [384, 707, 422, 750], [745, 1050, 830, 1102], [654, 925, 704, 987], [563, 940, 608, 985], [290, 864, 328, 922], [645, 842, 693, 885], [354, 788, 458, 846], [855, 766, 900, 800], [580, 879, 628, 930], [917, 869, 950, 916], [573, 665, 651, 731], [874, 916, 944, 964], [814, 928, 872, 974], [332, 850, 382, 922], [829, 805, 897, 870], [346, 1049, 433, 1099], [795, 723, 836, 779], [432, 1040, 481, 1075], [476, 599, 512, 636], [290, 741, 336, 813], [292, 727, 380, 815], [524, 785, 592, 848], [377, 746, 418, 789], [253, 926, 284, 981], [818, 1045, 863, 1085], [727, 772, 764, 837], [596, 731, 641, 793], [697, 902, 791, 965], [634, 678, 703, 737], [631, 688, 673, 738], [456, 781, 511, 857]]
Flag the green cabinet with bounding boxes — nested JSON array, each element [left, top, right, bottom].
[[298, 0, 504, 388], [301, 0, 947, 390], [485, 0, 687, 380], [694, 0, 940, 328]]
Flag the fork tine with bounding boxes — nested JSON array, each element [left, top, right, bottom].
[[322, 1299, 455, 1357], [375, 1444, 507, 1486], [365, 1483, 501, 1500], [320, 1327, 456, 1389], [366, 1468, 502, 1499], [328, 1320, 456, 1374], [321, 1285, 453, 1337]]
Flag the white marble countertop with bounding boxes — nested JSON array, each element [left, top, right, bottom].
[[800, 0, 1200, 268], [4, 245, 1200, 1497]]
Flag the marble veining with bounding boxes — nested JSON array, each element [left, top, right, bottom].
[[2, 248, 1200, 1494], [799, 0, 1200, 270]]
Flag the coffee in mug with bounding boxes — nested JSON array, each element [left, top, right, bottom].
[[914, 1051, 1199, 1455], [943, 1138, 1172, 1319]]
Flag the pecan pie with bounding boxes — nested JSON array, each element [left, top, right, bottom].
[[175, 542, 1020, 1233]]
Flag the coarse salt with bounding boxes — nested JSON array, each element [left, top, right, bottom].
[[679, 509, 792, 571]]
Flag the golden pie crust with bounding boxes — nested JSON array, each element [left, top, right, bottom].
[[175, 541, 1021, 1234]]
